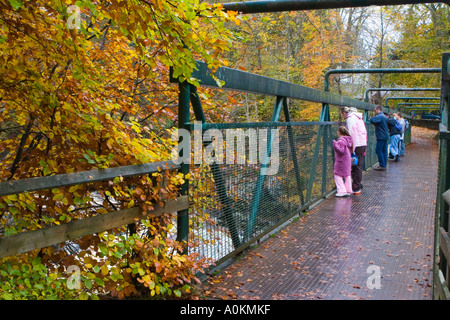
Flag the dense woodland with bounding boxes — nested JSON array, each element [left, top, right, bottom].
[[0, 0, 449, 299]]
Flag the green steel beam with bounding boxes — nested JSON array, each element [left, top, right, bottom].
[[403, 106, 440, 113], [324, 68, 441, 93], [319, 102, 331, 194], [434, 52, 450, 300], [196, 121, 339, 130], [189, 61, 375, 111], [396, 103, 440, 113], [176, 82, 191, 244], [364, 88, 441, 104], [385, 96, 440, 108], [282, 98, 305, 206], [443, 54, 450, 127], [306, 125, 325, 202], [189, 86, 242, 250], [222, 0, 450, 13], [246, 96, 284, 240]]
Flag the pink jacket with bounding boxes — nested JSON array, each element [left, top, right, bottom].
[[333, 135, 353, 177], [346, 112, 367, 151]]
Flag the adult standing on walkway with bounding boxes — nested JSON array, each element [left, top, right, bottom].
[[340, 107, 367, 194], [369, 105, 389, 171], [386, 113, 402, 162]]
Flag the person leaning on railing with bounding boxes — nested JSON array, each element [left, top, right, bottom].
[[340, 106, 367, 194], [369, 105, 389, 171]]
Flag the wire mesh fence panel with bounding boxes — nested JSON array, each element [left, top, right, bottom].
[[188, 123, 340, 263]]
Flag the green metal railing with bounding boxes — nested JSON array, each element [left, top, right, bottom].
[[170, 60, 427, 265], [385, 97, 441, 110], [222, 0, 450, 13], [403, 106, 440, 114], [364, 87, 441, 104], [435, 52, 450, 300], [397, 103, 441, 112]]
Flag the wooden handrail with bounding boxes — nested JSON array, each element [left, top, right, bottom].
[[0, 196, 188, 259], [0, 160, 179, 197]]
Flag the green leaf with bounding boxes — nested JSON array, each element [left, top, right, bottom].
[[79, 292, 89, 300], [83, 154, 96, 164], [98, 243, 108, 256], [8, 0, 23, 10], [94, 277, 104, 286], [84, 279, 93, 290]]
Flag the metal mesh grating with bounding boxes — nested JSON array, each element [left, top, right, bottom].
[[187, 118, 411, 263], [189, 123, 344, 262]]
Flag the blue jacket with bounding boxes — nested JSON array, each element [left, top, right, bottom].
[[386, 117, 402, 136], [369, 113, 389, 140]]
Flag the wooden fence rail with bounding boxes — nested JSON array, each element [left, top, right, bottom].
[[437, 189, 450, 300], [0, 160, 186, 259], [0, 160, 179, 197]]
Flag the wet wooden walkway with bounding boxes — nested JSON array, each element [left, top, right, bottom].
[[200, 127, 439, 300]]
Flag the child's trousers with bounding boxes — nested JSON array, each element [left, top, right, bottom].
[[334, 174, 353, 195]]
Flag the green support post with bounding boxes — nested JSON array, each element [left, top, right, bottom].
[[282, 98, 305, 206], [189, 86, 241, 250], [306, 104, 330, 202], [177, 82, 191, 245], [434, 52, 450, 299], [321, 103, 331, 194], [246, 96, 283, 240]]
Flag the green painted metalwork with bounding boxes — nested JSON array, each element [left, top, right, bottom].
[[247, 97, 283, 240], [306, 108, 330, 203], [222, 0, 450, 13], [434, 52, 450, 300], [364, 88, 441, 104], [189, 85, 242, 249], [384, 96, 440, 108], [172, 60, 380, 260], [320, 105, 331, 194], [397, 103, 441, 113], [191, 61, 375, 110], [324, 68, 441, 93], [282, 99, 305, 206], [176, 82, 191, 244], [171, 53, 445, 276], [197, 121, 338, 130], [403, 106, 440, 112]]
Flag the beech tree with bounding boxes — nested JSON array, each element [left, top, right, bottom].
[[0, 0, 240, 299]]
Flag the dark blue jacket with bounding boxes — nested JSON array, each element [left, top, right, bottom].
[[386, 117, 402, 136], [369, 113, 389, 141]]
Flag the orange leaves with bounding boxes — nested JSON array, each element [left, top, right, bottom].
[[0, 0, 235, 300]]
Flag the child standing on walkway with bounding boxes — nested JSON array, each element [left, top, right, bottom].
[[333, 126, 353, 197]]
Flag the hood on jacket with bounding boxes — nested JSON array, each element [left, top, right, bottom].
[[348, 111, 363, 120], [340, 135, 353, 147]]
